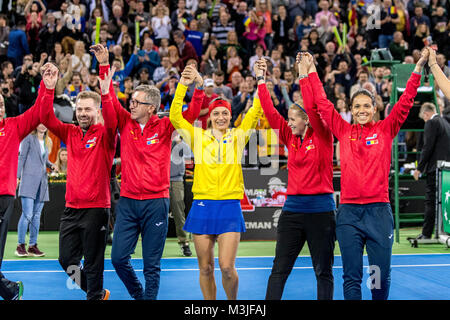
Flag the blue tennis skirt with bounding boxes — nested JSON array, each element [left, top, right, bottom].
[[183, 199, 246, 235]]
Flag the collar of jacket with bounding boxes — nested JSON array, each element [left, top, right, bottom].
[[132, 114, 160, 130], [204, 128, 232, 141]]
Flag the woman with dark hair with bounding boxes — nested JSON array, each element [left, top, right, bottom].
[[260, 54, 336, 300], [307, 28, 326, 66], [303, 50, 428, 300]]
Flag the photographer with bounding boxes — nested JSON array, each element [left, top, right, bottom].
[[1, 80, 19, 117], [14, 57, 41, 114]]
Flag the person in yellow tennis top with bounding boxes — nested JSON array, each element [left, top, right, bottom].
[[169, 62, 264, 300]]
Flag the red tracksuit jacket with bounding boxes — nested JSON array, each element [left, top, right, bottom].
[[308, 71, 421, 204], [99, 65, 202, 200], [40, 85, 116, 209], [0, 82, 47, 196], [258, 80, 334, 195]]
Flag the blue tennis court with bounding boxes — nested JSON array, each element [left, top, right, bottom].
[[2, 254, 450, 300]]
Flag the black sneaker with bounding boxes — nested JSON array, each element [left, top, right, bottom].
[[11, 281, 24, 300], [181, 244, 192, 257], [416, 234, 431, 240], [101, 289, 110, 300]]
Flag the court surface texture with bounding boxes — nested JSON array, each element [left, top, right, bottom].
[[2, 228, 450, 300], [2, 254, 450, 300]]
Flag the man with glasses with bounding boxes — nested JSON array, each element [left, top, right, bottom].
[[92, 44, 203, 300]]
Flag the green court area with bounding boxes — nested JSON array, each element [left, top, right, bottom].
[[3, 227, 449, 261]]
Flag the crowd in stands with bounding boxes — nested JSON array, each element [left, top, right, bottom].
[[1, 0, 450, 164]]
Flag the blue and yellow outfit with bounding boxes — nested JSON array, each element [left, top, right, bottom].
[[169, 83, 262, 234]]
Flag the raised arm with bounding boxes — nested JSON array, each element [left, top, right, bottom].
[[93, 44, 130, 131], [305, 54, 351, 141], [169, 69, 196, 149], [428, 47, 450, 100], [38, 63, 71, 142], [98, 64, 119, 149], [255, 58, 291, 145], [383, 49, 426, 137], [180, 65, 204, 124], [297, 52, 332, 139]]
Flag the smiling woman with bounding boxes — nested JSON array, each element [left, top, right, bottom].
[[169, 63, 263, 301], [349, 89, 377, 125], [305, 49, 428, 300], [259, 53, 336, 301]]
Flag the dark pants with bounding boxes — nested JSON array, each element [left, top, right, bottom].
[[0, 195, 20, 300], [336, 203, 394, 300], [111, 197, 169, 300], [169, 181, 189, 244], [265, 211, 336, 300], [58, 207, 109, 300], [422, 172, 437, 238]]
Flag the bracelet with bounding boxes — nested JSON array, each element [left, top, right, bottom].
[[256, 76, 265, 82], [298, 74, 308, 80], [429, 63, 438, 69]]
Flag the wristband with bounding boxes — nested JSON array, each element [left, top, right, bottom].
[[429, 63, 438, 69], [298, 74, 308, 80], [256, 76, 265, 82]]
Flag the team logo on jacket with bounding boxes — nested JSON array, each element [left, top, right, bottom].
[[147, 133, 159, 145], [365, 133, 378, 146], [223, 133, 233, 144], [85, 137, 97, 148], [0, 128, 4, 137], [130, 129, 138, 140], [305, 140, 315, 152]]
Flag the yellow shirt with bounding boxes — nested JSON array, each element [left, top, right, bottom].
[[170, 83, 262, 200]]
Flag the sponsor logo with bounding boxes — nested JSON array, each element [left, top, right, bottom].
[[305, 144, 315, 151], [272, 209, 282, 228], [245, 221, 272, 229], [246, 177, 287, 208], [198, 201, 205, 207]]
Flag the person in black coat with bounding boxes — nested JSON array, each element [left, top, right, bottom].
[[413, 102, 450, 239], [272, 5, 290, 46]]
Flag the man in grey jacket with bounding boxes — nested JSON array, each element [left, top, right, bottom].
[[170, 134, 192, 257]]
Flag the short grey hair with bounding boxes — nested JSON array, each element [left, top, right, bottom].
[[135, 85, 161, 112], [419, 102, 436, 118]]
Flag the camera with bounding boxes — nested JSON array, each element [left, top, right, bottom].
[[27, 64, 33, 71], [2, 87, 8, 95]]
